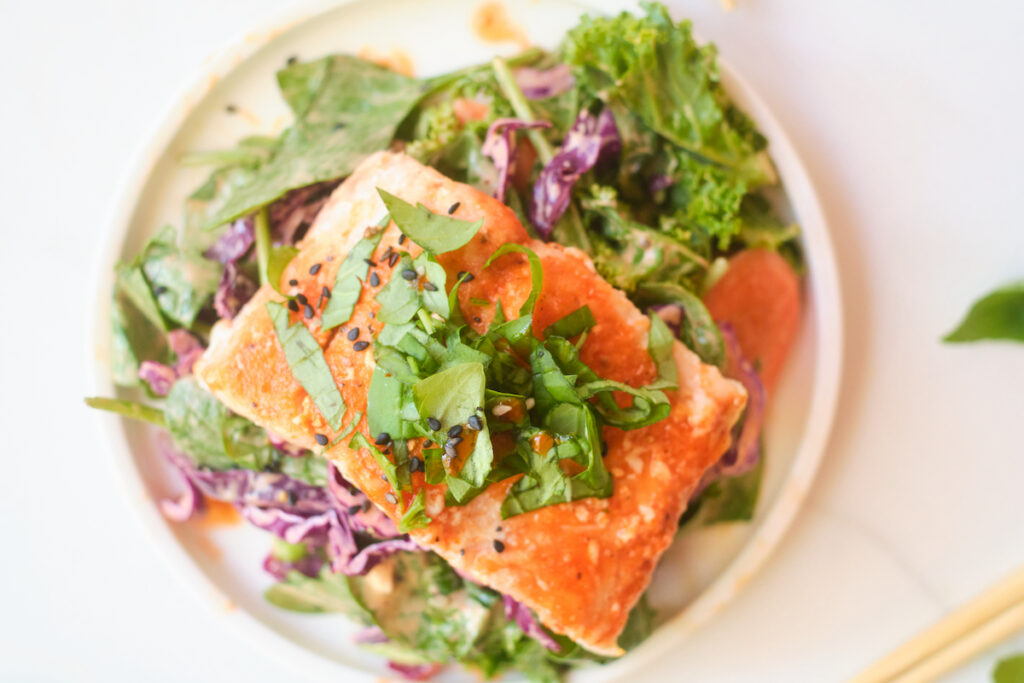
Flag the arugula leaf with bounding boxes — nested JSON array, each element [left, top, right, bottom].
[[321, 229, 385, 330], [266, 301, 346, 430], [378, 189, 483, 254], [140, 226, 222, 328], [944, 282, 1024, 343], [164, 377, 276, 470], [647, 312, 678, 390], [202, 57, 423, 229], [485, 244, 543, 317], [632, 281, 725, 368], [265, 567, 372, 618], [110, 263, 170, 386], [563, 3, 773, 185], [994, 654, 1024, 683], [84, 397, 167, 428]]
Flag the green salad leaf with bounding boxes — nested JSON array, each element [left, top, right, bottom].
[[944, 282, 1024, 343], [140, 225, 222, 328], [994, 654, 1024, 683], [200, 56, 424, 230], [632, 281, 725, 368], [321, 228, 385, 330], [266, 301, 346, 430], [378, 189, 483, 254], [110, 263, 171, 386], [264, 567, 372, 617], [84, 397, 167, 428]]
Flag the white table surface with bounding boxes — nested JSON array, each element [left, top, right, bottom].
[[3, 0, 1023, 681]]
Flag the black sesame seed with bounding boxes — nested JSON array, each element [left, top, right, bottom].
[[459, 548, 465, 556], [388, 252, 400, 267], [458, 271, 475, 282], [385, 492, 398, 505], [375, 432, 392, 446], [286, 55, 298, 65], [347, 327, 359, 341], [369, 272, 380, 287], [447, 425, 463, 438], [353, 340, 370, 351], [409, 456, 422, 473], [314, 433, 328, 446], [289, 279, 299, 286], [422, 281, 438, 291], [398, 234, 407, 245], [287, 299, 300, 313], [286, 490, 298, 506], [473, 316, 482, 323], [364, 258, 377, 267], [225, 104, 237, 113], [448, 202, 461, 214], [401, 268, 417, 281], [153, 285, 167, 296], [382, 245, 394, 259], [309, 263, 322, 275], [362, 499, 372, 512], [333, 122, 345, 131], [496, 525, 503, 532], [304, 304, 315, 319], [493, 540, 505, 553], [296, 293, 308, 306], [348, 505, 361, 515], [427, 417, 441, 431], [423, 440, 434, 448], [321, 285, 331, 300], [447, 436, 463, 447], [468, 415, 483, 431]]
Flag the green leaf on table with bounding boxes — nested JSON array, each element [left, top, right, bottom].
[[378, 189, 483, 254], [321, 228, 385, 330], [944, 282, 1024, 343], [266, 301, 346, 430], [201, 56, 423, 229], [994, 654, 1024, 683]]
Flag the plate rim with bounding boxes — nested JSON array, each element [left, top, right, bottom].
[[87, 1, 843, 680]]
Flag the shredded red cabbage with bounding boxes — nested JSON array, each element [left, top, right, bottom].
[[262, 551, 324, 580], [328, 462, 399, 538], [267, 430, 309, 458], [269, 180, 339, 246], [204, 217, 254, 264], [712, 323, 766, 477], [139, 331, 205, 395], [481, 118, 551, 203], [160, 457, 204, 521], [352, 626, 390, 644], [386, 662, 443, 681], [213, 262, 258, 320], [514, 64, 574, 99], [503, 595, 561, 652], [530, 108, 620, 238]]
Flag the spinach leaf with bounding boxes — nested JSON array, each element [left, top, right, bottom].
[[321, 228, 385, 330], [617, 594, 656, 651], [563, 3, 773, 185], [202, 57, 423, 229], [266, 301, 346, 430], [632, 281, 725, 368], [375, 253, 423, 325], [684, 457, 763, 526], [140, 226, 222, 328], [378, 189, 483, 254], [164, 377, 276, 470], [265, 567, 372, 618], [84, 397, 167, 428], [485, 244, 543, 317], [944, 282, 1024, 343], [110, 263, 170, 386]]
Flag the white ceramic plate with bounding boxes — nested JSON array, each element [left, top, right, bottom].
[[89, 0, 842, 680]]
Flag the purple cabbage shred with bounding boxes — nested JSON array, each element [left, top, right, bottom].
[[204, 217, 254, 264], [269, 180, 340, 246], [503, 595, 561, 652], [262, 551, 324, 581], [530, 108, 620, 238], [213, 262, 257, 320], [513, 64, 575, 100], [709, 323, 766, 478], [386, 662, 442, 681], [139, 330, 205, 395], [481, 118, 551, 203]]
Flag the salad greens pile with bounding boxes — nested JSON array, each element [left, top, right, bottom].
[[87, 4, 801, 681]]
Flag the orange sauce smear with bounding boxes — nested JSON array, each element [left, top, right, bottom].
[[472, 1, 530, 49]]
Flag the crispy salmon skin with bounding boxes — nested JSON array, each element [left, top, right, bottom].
[[194, 151, 746, 656]]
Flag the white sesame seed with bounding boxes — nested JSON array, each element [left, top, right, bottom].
[[525, 398, 535, 410], [492, 404, 512, 416]]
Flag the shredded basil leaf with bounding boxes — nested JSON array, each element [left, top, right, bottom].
[[647, 312, 679, 390], [543, 305, 595, 340], [266, 301, 346, 430], [484, 244, 543, 318], [321, 228, 385, 330], [84, 397, 167, 428]]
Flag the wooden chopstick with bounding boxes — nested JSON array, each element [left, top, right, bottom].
[[852, 566, 1024, 683]]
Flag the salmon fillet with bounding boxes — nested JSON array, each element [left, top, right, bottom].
[[195, 151, 746, 656]]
